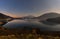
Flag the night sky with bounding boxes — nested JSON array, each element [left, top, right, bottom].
[[0, 0, 60, 17]]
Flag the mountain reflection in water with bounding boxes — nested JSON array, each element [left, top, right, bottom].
[[3, 20, 60, 31]]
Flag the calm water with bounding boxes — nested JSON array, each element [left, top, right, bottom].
[[3, 20, 60, 31]]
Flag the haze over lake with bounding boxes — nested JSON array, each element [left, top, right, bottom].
[[3, 20, 60, 31]]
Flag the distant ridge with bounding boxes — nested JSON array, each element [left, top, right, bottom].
[[0, 13, 12, 19], [37, 12, 60, 25], [0, 13, 13, 26], [36, 12, 60, 21]]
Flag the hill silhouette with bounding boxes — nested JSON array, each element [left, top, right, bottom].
[[0, 13, 12, 19], [37, 12, 60, 21], [0, 13, 13, 26], [38, 12, 60, 25]]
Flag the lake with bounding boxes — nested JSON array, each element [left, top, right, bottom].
[[3, 20, 60, 31]]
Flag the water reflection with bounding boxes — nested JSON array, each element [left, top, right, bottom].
[[2, 20, 60, 31]]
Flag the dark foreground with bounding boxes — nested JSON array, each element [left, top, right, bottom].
[[0, 26, 60, 39]]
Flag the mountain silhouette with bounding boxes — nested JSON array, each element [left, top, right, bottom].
[[39, 12, 60, 25], [38, 12, 60, 21], [0, 13, 13, 26], [22, 15, 35, 19], [0, 13, 12, 19]]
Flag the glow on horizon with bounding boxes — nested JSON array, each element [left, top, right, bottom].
[[1, 9, 60, 17], [1, 0, 60, 17]]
